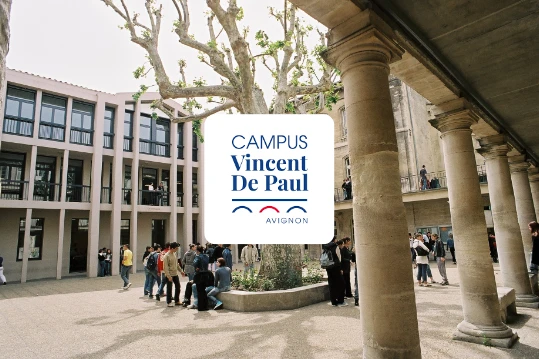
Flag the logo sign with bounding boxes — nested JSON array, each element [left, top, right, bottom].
[[204, 114, 334, 244]]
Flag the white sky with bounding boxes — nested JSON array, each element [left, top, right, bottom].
[[7, 0, 325, 106]]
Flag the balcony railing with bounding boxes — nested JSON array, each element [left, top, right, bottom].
[[177, 193, 184, 207], [66, 184, 91, 203], [122, 188, 132, 205], [0, 180, 29, 200], [101, 187, 112, 204], [139, 140, 170, 157], [178, 145, 184, 159], [193, 148, 198, 162], [193, 193, 199, 208], [33, 182, 61, 201], [39, 123, 65, 141], [103, 134, 114, 149], [123, 137, 133, 152], [70, 128, 93, 146], [138, 190, 170, 206], [3, 117, 34, 137]]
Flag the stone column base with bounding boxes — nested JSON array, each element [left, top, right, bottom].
[[453, 321, 518, 348], [516, 294, 539, 308]]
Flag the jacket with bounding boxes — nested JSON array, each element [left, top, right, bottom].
[[223, 248, 233, 269], [183, 250, 196, 275], [241, 246, 258, 264], [413, 240, 430, 264], [193, 253, 210, 273], [340, 246, 352, 273], [163, 251, 181, 277], [434, 240, 446, 257], [322, 241, 341, 269]]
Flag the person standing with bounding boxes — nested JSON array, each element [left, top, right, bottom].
[[164, 242, 184, 307], [183, 244, 196, 281], [189, 246, 211, 311], [350, 247, 359, 306], [341, 238, 353, 298], [213, 244, 224, 267], [142, 246, 152, 295], [206, 244, 215, 271], [342, 179, 348, 200], [420, 165, 428, 190], [240, 244, 257, 278], [322, 237, 346, 306], [155, 242, 170, 301], [409, 233, 416, 267], [223, 244, 233, 270], [433, 234, 449, 285], [146, 245, 161, 298], [105, 249, 112, 276], [120, 244, 133, 290], [446, 233, 456, 264], [528, 221, 539, 274], [488, 234, 498, 263], [0, 256, 6, 285], [98, 249, 106, 277], [422, 235, 437, 284], [413, 234, 431, 287], [345, 177, 352, 200]]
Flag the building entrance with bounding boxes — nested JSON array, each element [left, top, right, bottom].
[[152, 219, 166, 248], [70, 218, 88, 273]]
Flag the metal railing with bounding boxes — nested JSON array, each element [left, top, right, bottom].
[[138, 190, 170, 206], [70, 128, 93, 146], [66, 184, 91, 203], [178, 145, 184, 159], [139, 140, 170, 157], [33, 182, 61, 201], [193, 193, 199, 208], [0, 180, 29, 200], [123, 137, 133, 152], [122, 188, 132, 205], [3, 117, 34, 137], [101, 187, 112, 204], [103, 134, 114, 149], [177, 193, 184, 207], [39, 123, 65, 141]]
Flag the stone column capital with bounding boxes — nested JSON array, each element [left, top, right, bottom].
[[529, 167, 539, 182], [429, 109, 480, 134], [508, 155, 530, 173], [323, 11, 404, 76], [477, 134, 510, 159]]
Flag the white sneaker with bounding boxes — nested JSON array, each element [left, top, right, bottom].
[[126, 283, 132, 289], [167, 303, 175, 307], [337, 302, 348, 307], [187, 304, 197, 309]]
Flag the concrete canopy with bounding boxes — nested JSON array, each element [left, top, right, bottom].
[[290, 0, 539, 163]]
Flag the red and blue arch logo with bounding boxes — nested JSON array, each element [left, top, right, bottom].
[[232, 199, 307, 214]]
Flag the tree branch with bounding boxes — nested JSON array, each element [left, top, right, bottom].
[[152, 98, 237, 123]]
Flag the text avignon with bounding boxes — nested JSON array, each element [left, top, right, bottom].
[[266, 218, 308, 224]]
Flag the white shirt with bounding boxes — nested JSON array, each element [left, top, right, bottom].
[[413, 240, 430, 264]]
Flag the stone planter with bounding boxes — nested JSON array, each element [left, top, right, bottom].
[[217, 282, 329, 312]]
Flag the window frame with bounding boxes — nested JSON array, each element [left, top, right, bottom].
[[123, 110, 134, 152], [138, 114, 171, 157], [103, 106, 115, 149], [17, 218, 45, 261], [3, 85, 37, 137], [69, 100, 95, 146], [39, 93, 68, 142]]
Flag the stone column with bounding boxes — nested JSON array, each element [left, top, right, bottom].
[[169, 122, 178, 243], [110, 102, 125, 276], [130, 100, 141, 272], [183, 122, 193, 246], [509, 155, 537, 268], [430, 102, 516, 347], [324, 13, 421, 358], [477, 136, 538, 308], [529, 168, 539, 221], [57, 209, 65, 279]]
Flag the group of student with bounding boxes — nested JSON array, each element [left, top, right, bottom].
[[97, 248, 113, 277], [322, 236, 359, 307], [410, 232, 450, 286], [141, 242, 233, 310]]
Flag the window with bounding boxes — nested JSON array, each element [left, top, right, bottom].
[[139, 114, 170, 157], [192, 171, 198, 207], [39, 94, 67, 141], [344, 157, 351, 178], [340, 107, 347, 138], [120, 219, 130, 246], [0, 151, 27, 200], [70, 101, 94, 145], [17, 218, 44, 261], [3, 86, 36, 137], [123, 110, 133, 152], [192, 132, 198, 161], [103, 107, 115, 149], [177, 123, 184, 159]]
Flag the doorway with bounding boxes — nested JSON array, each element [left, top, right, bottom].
[[70, 218, 88, 273], [152, 219, 166, 249]]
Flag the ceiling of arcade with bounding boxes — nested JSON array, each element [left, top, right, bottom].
[[290, 0, 539, 165]]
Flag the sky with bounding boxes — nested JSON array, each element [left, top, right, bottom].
[[7, 0, 325, 106]]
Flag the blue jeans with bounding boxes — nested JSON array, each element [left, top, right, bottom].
[[144, 268, 151, 293], [105, 262, 111, 276], [192, 283, 199, 306], [426, 264, 433, 279], [187, 273, 194, 281], [416, 264, 427, 282], [120, 265, 131, 286], [157, 273, 167, 295], [98, 261, 105, 277], [243, 264, 254, 278], [207, 285, 230, 307], [147, 270, 161, 295], [354, 266, 359, 300]]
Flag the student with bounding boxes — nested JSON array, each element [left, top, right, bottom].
[[413, 234, 431, 287], [105, 249, 112, 276], [120, 244, 133, 290], [433, 234, 449, 285], [206, 257, 232, 310], [223, 244, 233, 270], [529, 221, 539, 274], [163, 242, 184, 307], [183, 244, 196, 281], [322, 237, 346, 306], [446, 233, 456, 264], [0, 256, 6, 285], [155, 242, 170, 301], [341, 238, 353, 298], [240, 244, 257, 278]]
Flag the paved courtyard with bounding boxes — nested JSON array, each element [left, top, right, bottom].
[[1, 263, 538, 359]]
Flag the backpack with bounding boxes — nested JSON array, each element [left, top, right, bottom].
[[146, 252, 158, 271], [415, 245, 429, 257], [320, 249, 335, 269]]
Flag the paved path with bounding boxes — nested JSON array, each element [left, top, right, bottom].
[[1, 263, 538, 358]]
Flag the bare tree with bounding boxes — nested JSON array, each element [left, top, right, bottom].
[[0, 0, 12, 147], [100, 0, 340, 287]]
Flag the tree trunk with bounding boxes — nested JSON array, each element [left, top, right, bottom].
[[259, 244, 303, 289], [0, 0, 12, 147]]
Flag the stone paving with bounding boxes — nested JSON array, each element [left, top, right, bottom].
[[1, 262, 538, 358]]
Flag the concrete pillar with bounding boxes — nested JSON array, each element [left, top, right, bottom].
[[198, 120, 205, 243], [21, 208, 33, 283], [170, 121, 178, 243], [32, 90, 42, 139], [183, 122, 193, 245], [110, 102, 125, 276], [87, 94, 105, 278], [57, 209, 65, 279], [323, 13, 421, 357], [60, 150, 69, 202], [130, 101, 141, 271], [477, 136, 538, 307], [529, 168, 539, 221], [430, 101, 516, 347], [64, 98, 73, 144], [509, 155, 537, 268]]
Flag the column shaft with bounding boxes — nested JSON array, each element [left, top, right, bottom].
[[110, 103, 125, 276], [529, 171, 539, 221], [57, 209, 65, 279], [183, 122, 193, 246]]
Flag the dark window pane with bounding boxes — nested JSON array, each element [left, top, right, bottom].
[[42, 95, 66, 108], [54, 109, 66, 125], [40, 106, 53, 123], [8, 87, 35, 101], [73, 102, 93, 113], [5, 98, 19, 117], [71, 113, 82, 128], [20, 102, 34, 119]]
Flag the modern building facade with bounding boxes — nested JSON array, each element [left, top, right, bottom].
[[0, 69, 204, 283]]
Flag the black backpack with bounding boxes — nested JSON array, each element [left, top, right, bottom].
[[415, 245, 429, 257], [320, 249, 335, 269], [146, 252, 158, 271]]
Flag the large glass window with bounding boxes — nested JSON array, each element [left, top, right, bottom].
[[123, 110, 133, 152], [39, 94, 67, 141], [192, 132, 198, 162], [3, 86, 36, 137], [103, 107, 114, 149], [139, 114, 170, 157], [0, 151, 26, 200], [17, 218, 44, 261], [120, 219, 130, 246], [177, 123, 184, 159], [70, 101, 94, 145]]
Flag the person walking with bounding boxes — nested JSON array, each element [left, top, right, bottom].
[[433, 234, 449, 285], [409, 233, 416, 267], [0, 256, 6, 285], [223, 245, 233, 270], [155, 242, 170, 301], [120, 244, 133, 290], [146, 245, 161, 298], [446, 233, 456, 264], [322, 237, 346, 306], [423, 235, 437, 284], [413, 234, 431, 287], [529, 221, 539, 274], [240, 244, 257, 278]]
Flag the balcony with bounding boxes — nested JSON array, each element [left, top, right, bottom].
[[103, 134, 114, 149], [123, 137, 133, 152], [139, 140, 170, 157], [39, 123, 65, 141], [138, 190, 170, 206], [33, 182, 61, 201], [193, 193, 199, 208], [66, 184, 91, 203], [101, 187, 111, 204], [177, 193, 184, 207], [0, 180, 29, 200], [3, 117, 34, 137], [178, 145, 184, 159], [122, 188, 132, 205], [70, 128, 93, 146]]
